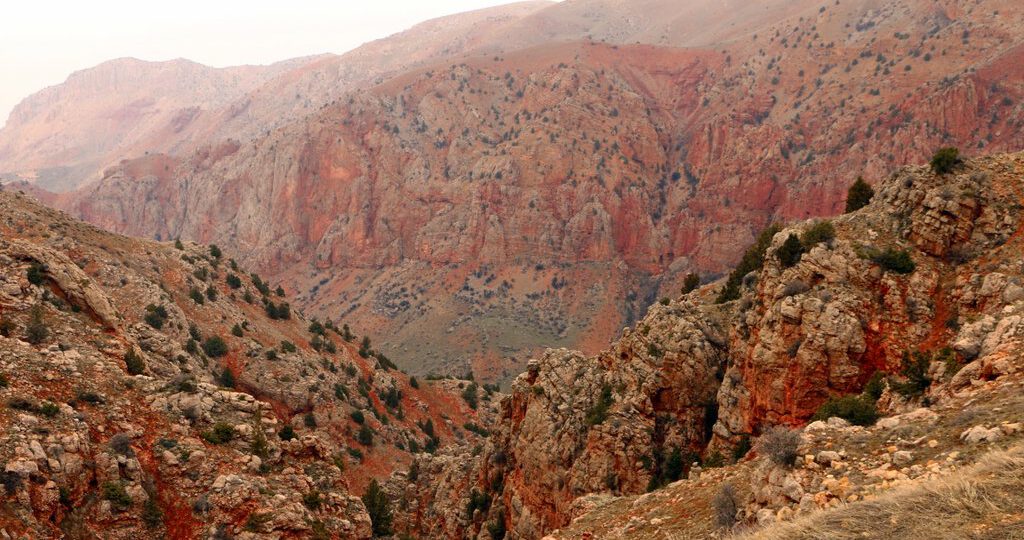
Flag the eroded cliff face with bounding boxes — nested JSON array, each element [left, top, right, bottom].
[[60, 0, 1024, 379], [389, 152, 1024, 539]]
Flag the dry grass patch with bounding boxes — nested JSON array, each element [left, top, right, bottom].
[[742, 445, 1024, 540]]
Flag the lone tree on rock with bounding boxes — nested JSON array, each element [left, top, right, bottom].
[[845, 176, 874, 213], [362, 479, 393, 537]]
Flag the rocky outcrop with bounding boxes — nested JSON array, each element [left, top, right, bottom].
[[391, 299, 726, 538], [712, 153, 1023, 447], [391, 152, 1024, 539]]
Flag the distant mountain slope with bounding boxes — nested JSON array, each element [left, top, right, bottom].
[[61, 0, 1024, 381], [0, 1, 553, 192]]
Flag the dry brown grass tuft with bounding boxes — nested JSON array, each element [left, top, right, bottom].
[[741, 445, 1024, 540]]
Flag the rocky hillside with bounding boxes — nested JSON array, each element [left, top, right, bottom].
[[0, 187, 493, 538], [59, 0, 1024, 381], [383, 151, 1024, 539]]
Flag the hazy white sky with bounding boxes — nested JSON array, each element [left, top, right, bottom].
[[0, 0, 527, 127]]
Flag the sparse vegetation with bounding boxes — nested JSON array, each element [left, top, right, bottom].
[[682, 272, 701, 294], [24, 304, 49, 344], [278, 425, 296, 441], [102, 482, 132, 511], [26, 262, 46, 285], [845, 177, 874, 213], [776, 234, 805, 268], [462, 382, 479, 409], [585, 384, 614, 426], [758, 426, 801, 468], [892, 350, 932, 398], [144, 304, 169, 329], [203, 422, 236, 445], [362, 479, 393, 537], [813, 395, 879, 426], [713, 483, 739, 528], [930, 147, 961, 175], [801, 220, 835, 248], [861, 246, 916, 274], [202, 336, 228, 357], [358, 424, 374, 446], [717, 224, 782, 303], [124, 349, 145, 375]]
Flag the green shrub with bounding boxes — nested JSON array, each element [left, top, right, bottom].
[[102, 482, 132, 510], [244, 512, 272, 532], [0, 373, 8, 388], [278, 425, 296, 441], [216, 368, 235, 388], [362, 479, 393, 536], [930, 147, 961, 175], [487, 511, 507, 540], [776, 234, 805, 268], [357, 424, 374, 446], [189, 288, 204, 305], [39, 401, 60, 418], [0, 318, 13, 337], [812, 395, 879, 426], [304, 412, 317, 428], [466, 488, 490, 517], [681, 272, 701, 294], [202, 336, 228, 357], [801, 220, 835, 247], [892, 351, 932, 397], [26, 262, 46, 285], [585, 384, 614, 426], [732, 435, 752, 462], [144, 305, 168, 329], [280, 340, 296, 353], [231, 324, 243, 337], [702, 450, 725, 469], [205, 286, 217, 302], [409, 376, 419, 389], [717, 224, 782, 302], [250, 419, 269, 459], [863, 371, 886, 400], [24, 305, 49, 344], [461, 383, 478, 410], [864, 247, 916, 274], [142, 497, 163, 527], [226, 274, 242, 289], [350, 410, 365, 424], [264, 301, 291, 320], [845, 177, 874, 213], [124, 349, 145, 375], [302, 490, 323, 510], [203, 423, 236, 444], [174, 238, 184, 250], [209, 245, 222, 259]]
